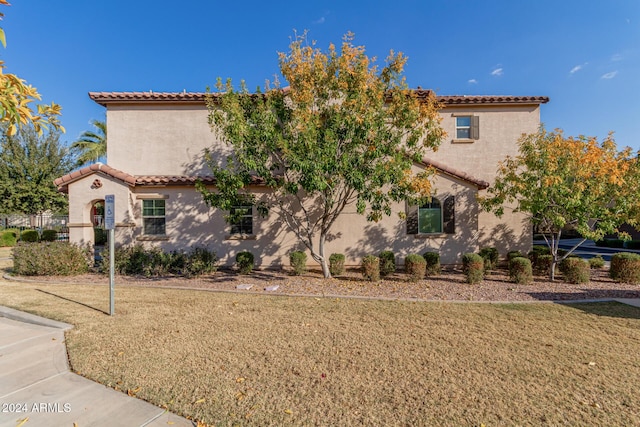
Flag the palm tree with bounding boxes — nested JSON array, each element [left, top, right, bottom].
[[71, 119, 106, 167]]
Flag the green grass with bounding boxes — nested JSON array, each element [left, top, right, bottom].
[[1, 263, 639, 425]]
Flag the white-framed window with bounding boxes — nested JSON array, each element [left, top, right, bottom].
[[418, 199, 442, 234], [142, 199, 166, 235], [230, 205, 253, 235], [455, 115, 479, 140]]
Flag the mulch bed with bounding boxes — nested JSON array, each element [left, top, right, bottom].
[[8, 266, 640, 302]]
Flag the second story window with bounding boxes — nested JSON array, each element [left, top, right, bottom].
[[455, 116, 480, 140]]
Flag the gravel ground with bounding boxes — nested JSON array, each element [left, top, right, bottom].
[[9, 266, 640, 302]]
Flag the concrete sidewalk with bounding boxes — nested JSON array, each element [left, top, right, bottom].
[[0, 306, 194, 427]]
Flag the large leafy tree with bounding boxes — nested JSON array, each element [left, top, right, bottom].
[[0, 1, 64, 136], [0, 125, 73, 214], [199, 33, 444, 277], [480, 127, 640, 280], [71, 119, 106, 167]]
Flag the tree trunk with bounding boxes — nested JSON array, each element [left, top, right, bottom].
[[319, 231, 331, 278]]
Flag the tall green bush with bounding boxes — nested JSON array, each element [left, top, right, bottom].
[[462, 253, 484, 284], [422, 251, 441, 276], [362, 255, 380, 282], [509, 257, 533, 285], [289, 251, 307, 275], [404, 254, 426, 282], [40, 229, 57, 242], [236, 251, 254, 275], [378, 250, 396, 277], [610, 253, 640, 284], [559, 257, 590, 284], [0, 230, 17, 247], [20, 229, 39, 242], [329, 253, 345, 276], [12, 242, 91, 276], [478, 247, 499, 271]]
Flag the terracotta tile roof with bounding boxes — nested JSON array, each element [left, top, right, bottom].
[[89, 91, 549, 106], [55, 162, 487, 193], [54, 164, 265, 192], [421, 157, 489, 189]]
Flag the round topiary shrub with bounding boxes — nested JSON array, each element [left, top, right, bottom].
[[236, 251, 255, 275], [361, 255, 380, 282], [40, 229, 57, 242], [0, 230, 17, 247], [533, 254, 553, 275], [610, 252, 640, 284], [509, 257, 533, 285], [462, 253, 484, 284], [289, 251, 307, 275], [423, 251, 441, 276], [329, 253, 345, 276], [378, 250, 396, 277], [478, 247, 499, 271], [20, 229, 39, 242], [404, 254, 426, 282], [528, 245, 550, 270], [507, 250, 523, 262], [588, 255, 605, 269], [559, 257, 590, 284]]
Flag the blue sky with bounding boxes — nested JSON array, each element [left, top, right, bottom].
[[4, 0, 640, 151]]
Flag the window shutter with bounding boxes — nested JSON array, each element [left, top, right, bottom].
[[406, 203, 419, 235], [471, 116, 480, 140], [443, 196, 455, 234]]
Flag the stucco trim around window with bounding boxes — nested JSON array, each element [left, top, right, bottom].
[[135, 194, 170, 200], [136, 235, 170, 241], [224, 234, 257, 241]]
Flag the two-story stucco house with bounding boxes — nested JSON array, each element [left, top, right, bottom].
[[54, 91, 548, 267]]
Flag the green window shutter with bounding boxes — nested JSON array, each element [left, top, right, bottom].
[[471, 116, 480, 140], [443, 196, 455, 234], [406, 203, 419, 235]]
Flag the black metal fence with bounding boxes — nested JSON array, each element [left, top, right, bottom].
[[1, 214, 69, 241]]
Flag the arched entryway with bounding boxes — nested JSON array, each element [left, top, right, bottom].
[[90, 200, 106, 264]]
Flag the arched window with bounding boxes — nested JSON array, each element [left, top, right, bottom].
[[419, 198, 442, 234]]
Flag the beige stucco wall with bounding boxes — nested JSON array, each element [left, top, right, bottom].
[[66, 99, 543, 266], [106, 104, 225, 176]]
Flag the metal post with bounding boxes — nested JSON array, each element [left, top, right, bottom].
[[109, 228, 115, 316]]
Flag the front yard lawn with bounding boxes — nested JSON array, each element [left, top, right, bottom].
[[0, 276, 639, 426]]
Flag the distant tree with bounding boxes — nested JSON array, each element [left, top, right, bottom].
[[0, 1, 64, 136], [199, 32, 444, 278], [480, 127, 640, 281], [0, 125, 73, 214], [71, 119, 106, 167]]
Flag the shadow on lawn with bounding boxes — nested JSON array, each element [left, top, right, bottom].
[[527, 288, 640, 302], [559, 300, 640, 320], [35, 289, 108, 315]]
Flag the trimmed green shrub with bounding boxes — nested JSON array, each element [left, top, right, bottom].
[[236, 251, 254, 275], [101, 245, 217, 277], [559, 257, 590, 284], [184, 247, 218, 277], [507, 250, 523, 261], [405, 254, 426, 282], [378, 250, 396, 277], [534, 254, 553, 275], [40, 229, 57, 242], [462, 253, 484, 284], [610, 252, 640, 284], [20, 229, 39, 242], [528, 245, 550, 270], [361, 255, 380, 282], [589, 255, 605, 269], [478, 247, 499, 271], [12, 242, 91, 276], [509, 257, 533, 285], [0, 231, 17, 247], [422, 251, 441, 276], [289, 251, 307, 275], [329, 253, 345, 276]]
